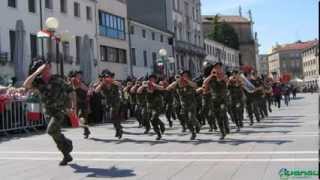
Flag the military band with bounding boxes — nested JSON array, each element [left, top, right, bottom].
[[24, 58, 288, 166]]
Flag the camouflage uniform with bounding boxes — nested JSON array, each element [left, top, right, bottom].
[[228, 81, 244, 130], [202, 93, 217, 131], [176, 85, 201, 140], [137, 88, 150, 133], [147, 89, 165, 140], [100, 84, 123, 138], [161, 90, 174, 127], [252, 79, 267, 119], [264, 83, 273, 113], [75, 86, 90, 138], [208, 78, 230, 139], [32, 75, 73, 157], [173, 91, 185, 132], [245, 79, 261, 125]]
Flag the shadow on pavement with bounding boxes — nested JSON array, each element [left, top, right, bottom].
[[89, 137, 292, 146], [69, 164, 136, 178]]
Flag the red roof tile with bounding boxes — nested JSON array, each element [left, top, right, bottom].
[[274, 40, 318, 52]]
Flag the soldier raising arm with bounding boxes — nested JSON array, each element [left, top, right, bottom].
[[23, 59, 75, 166]]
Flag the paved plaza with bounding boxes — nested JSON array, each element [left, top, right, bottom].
[[0, 94, 318, 180]]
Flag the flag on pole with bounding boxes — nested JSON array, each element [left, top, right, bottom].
[[37, 30, 51, 38]]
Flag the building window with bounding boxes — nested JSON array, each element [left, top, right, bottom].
[[152, 32, 155, 40], [60, 0, 67, 13], [75, 36, 81, 64], [160, 35, 164, 42], [130, 26, 134, 34], [99, 11, 125, 40], [86, 6, 92, 20], [30, 34, 38, 59], [100, 45, 127, 64], [118, 49, 127, 64], [131, 48, 136, 66], [28, 0, 36, 13], [187, 32, 191, 42], [45, 0, 53, 9], [142, 29, 146, 38], [9, 30, 16, 61], [143, 51, 148, 67], [74, 2, 80, 17], [8, 0, 16, 8]]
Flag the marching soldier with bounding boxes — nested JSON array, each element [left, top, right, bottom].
[[24, 59, 75, 166], [250, 71, 266, 120], [264, 77, 273, 113], [159, 79, 174, 128], [69, 70, 91, 139], [130, 79, 143, 127], [142, 74, 166, 140], [95, 69, 123, 139], [167, 70, 201, 140], [203, 62, 230, 140], [137, 79, 151, 134], [227, 70, 244, 131], [244, 72, 261, 126], [122, 80, 134, 120]]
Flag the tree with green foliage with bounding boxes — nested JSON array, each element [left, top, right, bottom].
[[207, 15, 240, 50]]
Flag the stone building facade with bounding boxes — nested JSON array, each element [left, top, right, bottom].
[[202, 15, 258, 68]]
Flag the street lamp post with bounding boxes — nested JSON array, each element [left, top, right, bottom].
[[159, 48, 168, 77], [45, 17, 59, 71]]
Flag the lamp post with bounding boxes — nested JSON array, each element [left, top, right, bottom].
[[60, 31, 72, 77], [159, 48, 168, 77], [45, 17, 59, 71]]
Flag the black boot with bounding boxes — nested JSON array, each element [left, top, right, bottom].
[[168, 120, 173, 128], [59, 153, 73, 166], [84, 127, 91, 139], [156, 132, 162, 140], [219, 134, 225, 140], [159, 123, 165, 134], [190, 133, 196, 140]]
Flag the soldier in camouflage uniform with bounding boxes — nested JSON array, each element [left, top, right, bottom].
[[250, 72, 265, 120], [24, 59, 75, 166], [203, 62, 230, 140], [167, 70, 201, 140], [244, 72, 261, 126], [95, 69, 123, 139], [227, 70, 244, 131], [130, 80, 143, 127], [159, 80, 174, 128], [264, 78, 273, 113], [69, 70, 91, 139], [122, 80, 134, 120], [194, 76, 206, 126], [140, 74, 166, 140], [137, 79, 151, 134]]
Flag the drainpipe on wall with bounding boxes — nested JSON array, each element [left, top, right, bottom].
[[39, 0, 44, 58], [127, 20, 133, 77], [94, 0, 100, 77]]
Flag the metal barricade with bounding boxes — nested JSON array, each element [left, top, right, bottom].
[[0, 99, 47, 134]]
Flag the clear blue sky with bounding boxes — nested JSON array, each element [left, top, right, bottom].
[[201, 0, 318, 54]]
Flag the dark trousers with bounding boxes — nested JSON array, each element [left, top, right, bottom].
[[47, 113, 73, 156], [212, 101, 229, 136], [246, 98, 260, 123]]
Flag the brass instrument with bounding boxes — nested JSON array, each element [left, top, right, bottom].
[[240, 73, 255, 93]]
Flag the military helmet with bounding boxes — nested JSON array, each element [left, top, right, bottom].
[[203, 61, 214, 78], [28, 57, 48, 75], [100, 68, 115, 78]]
